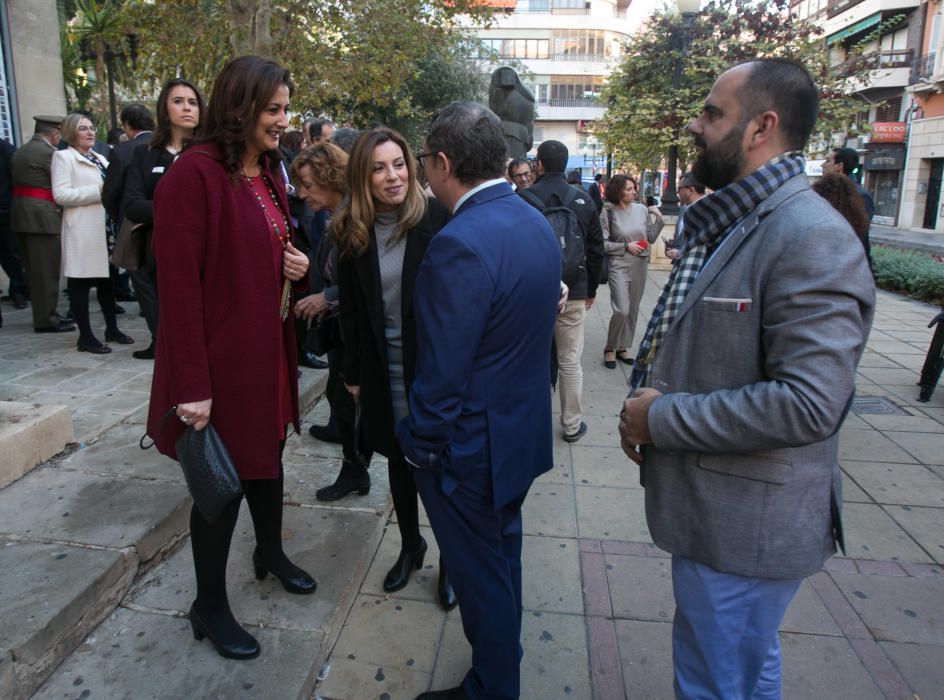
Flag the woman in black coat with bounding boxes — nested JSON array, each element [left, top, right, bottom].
[[122, 78, 204, 359], [334, 127, 455, 609]]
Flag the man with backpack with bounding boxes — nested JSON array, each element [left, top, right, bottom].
[[521, 140, 604, 442]]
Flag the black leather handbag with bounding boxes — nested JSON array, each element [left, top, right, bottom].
[[304, 314, 338, 357], [174, 424, 242, 524]]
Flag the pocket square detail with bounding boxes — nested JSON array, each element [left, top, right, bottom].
[[702, 297, 752, 312]]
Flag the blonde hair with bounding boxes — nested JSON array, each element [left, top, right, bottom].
[[60, 113, 91, 147], [333, 127, 425, 259], [290, 143, 348, 194]]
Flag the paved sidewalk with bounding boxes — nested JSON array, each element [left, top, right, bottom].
[[314, 270, 944, 700], [871, 224, 944, 256]]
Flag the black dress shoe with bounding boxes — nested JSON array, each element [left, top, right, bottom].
[[603, 349, 616, 369], [384, 538, 427, 593], [308, 423, 341, 444], [252, 548, 317, 594], [115, 291, 137, 302], [563, 421, 588, 443], [132, 341, 155, 360], [77, 340, 111, 354], [114, 304, 125, 314], [617, 350, 635, 366], [416, 687, 468, 700], [35, 322, 76, 333], [438, 558, 458, 611], [315, 460, 370, 501], [59, 312, 74, 324], [298, 350, 328, 369], [105, 330, 135, 344], [189, 603, 260, 660]]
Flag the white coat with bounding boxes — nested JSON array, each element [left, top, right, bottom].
[[51, 146, 109, 278]]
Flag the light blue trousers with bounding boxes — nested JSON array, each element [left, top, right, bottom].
[[671, 555, 802, 700]]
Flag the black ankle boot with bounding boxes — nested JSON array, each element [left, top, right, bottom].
[[383, 537, 427, 593], [315, 461, 370, 502], [252, 547, 317, 594], [189, 602, 260, 660], [438, 557, 458, 611]]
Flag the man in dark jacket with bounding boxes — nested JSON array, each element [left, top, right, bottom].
[[526, 140, 605, 443], [0, 137, 28, 309]]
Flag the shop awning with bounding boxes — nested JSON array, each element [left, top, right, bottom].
[[826, 13, 881, 46]]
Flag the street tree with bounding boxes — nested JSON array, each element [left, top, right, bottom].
[[598, 0, 867, 175]]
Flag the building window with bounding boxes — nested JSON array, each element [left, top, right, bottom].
[[875, 96, 902, 123], [551, 29, 617, 61], [480, 37, 549, 59], [549, 76, 602, 105]]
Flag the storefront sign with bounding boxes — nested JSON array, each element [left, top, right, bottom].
[[871, 122, 907, 143], [865, 150, 905, 170]]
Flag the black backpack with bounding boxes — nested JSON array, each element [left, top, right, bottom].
[[519, 187, 586, 288]]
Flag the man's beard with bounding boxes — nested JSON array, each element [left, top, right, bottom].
[[691, 121, 747, 191]]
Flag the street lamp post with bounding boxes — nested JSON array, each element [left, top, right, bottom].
[[660, 0, 700, 215], [79, 33, 139, 130]]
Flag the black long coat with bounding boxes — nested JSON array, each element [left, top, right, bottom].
[[338, 198, 448, 458]]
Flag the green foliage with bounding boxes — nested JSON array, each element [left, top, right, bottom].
[[873, 246, 944, 303], [598, 0, 866, 175]]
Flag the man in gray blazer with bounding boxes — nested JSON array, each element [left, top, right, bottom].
[[619, 59, 874, 699]]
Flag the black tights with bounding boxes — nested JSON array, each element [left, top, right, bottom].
[[389, 450, 422, 553], [67, 276, 117, 346]]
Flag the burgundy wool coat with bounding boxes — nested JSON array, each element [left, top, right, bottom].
[[146, 142, 302, 480]]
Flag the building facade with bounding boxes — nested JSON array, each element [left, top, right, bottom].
[[474, 0, 635, 175], [796, 0, 924, 226]]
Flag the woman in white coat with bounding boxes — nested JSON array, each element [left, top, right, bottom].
[[51, 114, 132, 353]]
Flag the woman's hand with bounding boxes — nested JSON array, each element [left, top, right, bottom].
[[283, 242, 309, 282], [294, 292, 328, 320], [177, 398, 212, 432], [345, 383, 360, 400], [626, 241, 645, 256], [648, 205, 662, 218]]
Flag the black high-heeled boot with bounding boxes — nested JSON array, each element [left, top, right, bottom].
[[189, 501, 260, 660], [438, 556, 458, 611], [315, 460, 371, 502], [243, 476, 317, 595], [384, 537, 427, 593]]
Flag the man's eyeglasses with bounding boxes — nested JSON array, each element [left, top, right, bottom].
[[512, 171, 532, 182], [416, 151, 439, 166]]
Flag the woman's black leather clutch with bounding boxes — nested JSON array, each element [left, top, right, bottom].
[[175, 424, 242, 524]]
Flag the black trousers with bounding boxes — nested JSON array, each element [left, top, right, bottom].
[[67, 276, 118, 345], [0, 213, 27, 296], [129, 229, 158, 337]]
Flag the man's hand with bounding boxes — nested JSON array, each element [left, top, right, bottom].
[[619, 388, 663, 464], [295, 292, 328, 320], [665, 248, 680, 260], [585, 297, 595, 310], [558, 281, 569, 314]]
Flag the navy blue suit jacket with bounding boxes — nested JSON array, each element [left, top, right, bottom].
[[397, 182, 561, 509]]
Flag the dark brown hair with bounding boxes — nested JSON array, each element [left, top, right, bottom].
[[604, 173, 638, 205], [812, 173, 870, 246], [197, 55, 294, 178], [151, 78, 205, 151]]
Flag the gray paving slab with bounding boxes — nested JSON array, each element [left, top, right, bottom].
[[56, 421, 183, 483], [573, 412, 622, 449], [779, 633, 884, 699], [519, 610, 591, 700], [858, 411, 944, 432], [0, 467, 190, 562], [779, 579, 843, 637], [572, 445, 641, 489], [840, 468, 872, 503], [429, 607, 469, 693], [837, 426, 919, 463], [885, 430, 944, 465], [130, 503, 383, 633], [831, 572, 944, 645], [880, 641, 944, 700], [521, 535, 583, 614], [839, 502, 933, 562], [883, 504, 944, 564], [841, 461, 944, 507], [614, 618, 675, 700], [575, 485, 650, 542], [0, 539, 136, 700], [856, 366, 922, 386], [606, 553, 674, 623], [32, 606, 325, 700], [522, 484, 578, 538], [317, 656, 431, 699], [538, 440, 573, 485]]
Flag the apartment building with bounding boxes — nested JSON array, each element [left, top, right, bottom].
[[796, 0, 924, 226], [474, 0, 635, 175], [902, 0, 943, 232]]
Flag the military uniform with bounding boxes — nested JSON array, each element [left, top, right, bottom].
[[11, 120, 68, 331]]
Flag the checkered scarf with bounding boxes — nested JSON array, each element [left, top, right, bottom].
[[629, 152, 805, 392]]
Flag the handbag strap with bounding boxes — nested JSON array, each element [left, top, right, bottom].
[[139, 405, 177, 450]]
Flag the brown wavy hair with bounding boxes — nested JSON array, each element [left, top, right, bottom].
[[812, 173, 870, 245], [333, 127, 425, 258], [196, 55, 293, 179], [290, 143, 348, 194], [150, 78, 205, 151], [604, 174, 638, 205]]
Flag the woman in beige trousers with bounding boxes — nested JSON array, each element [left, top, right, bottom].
[[600, 174, 663, 368]]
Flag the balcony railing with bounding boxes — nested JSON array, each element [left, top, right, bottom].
[[539, 97, 602, 107], [836, 49, 913, 77], [827, 0, 867, 19], [911, 52, 938, 84], [550, 52, 610, 62], [513, 4, 592, 15]]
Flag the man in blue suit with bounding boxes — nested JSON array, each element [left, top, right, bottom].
[[397, 101, 561, 700]]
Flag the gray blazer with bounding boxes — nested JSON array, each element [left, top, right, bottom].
[[642, 173, 875, 580]]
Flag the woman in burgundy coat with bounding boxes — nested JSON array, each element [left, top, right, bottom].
[[146, 56, 314, 661]]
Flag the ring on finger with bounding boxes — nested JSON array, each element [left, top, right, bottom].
[[180, 415, 190, 424]]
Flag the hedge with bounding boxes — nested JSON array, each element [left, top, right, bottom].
[[872, 245, 944, 304]]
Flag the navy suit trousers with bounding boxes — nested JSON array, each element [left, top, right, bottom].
[[414, 466, 526, 700]]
